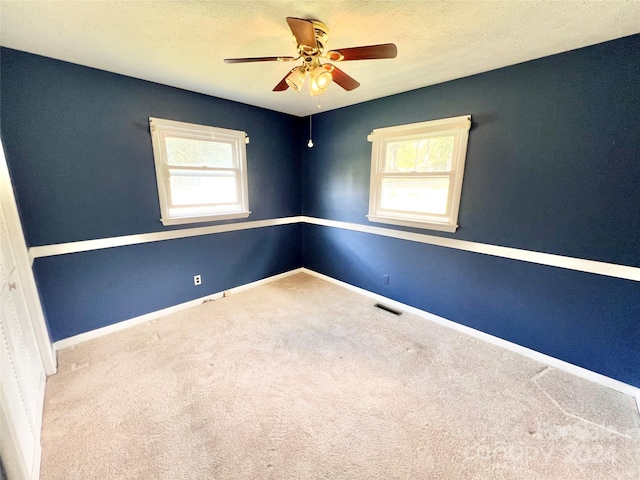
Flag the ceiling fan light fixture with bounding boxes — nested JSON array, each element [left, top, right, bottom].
[[225, 17, 398, 95], [310, 65, 333, 96], [285, 67, 306, 92]]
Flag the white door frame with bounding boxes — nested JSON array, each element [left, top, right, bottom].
[[0, 140, 56, 375]]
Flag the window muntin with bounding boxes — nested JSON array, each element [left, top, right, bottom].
[[149, 117, 250, 226], [367, 115, 471, 232]]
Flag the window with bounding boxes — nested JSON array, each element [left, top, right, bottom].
[[149, 117, 250, 226], [367, 115, 471, 232]]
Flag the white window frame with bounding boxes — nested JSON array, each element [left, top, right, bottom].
[[367, 115, 471, 233], [149, 117, 250, 226]]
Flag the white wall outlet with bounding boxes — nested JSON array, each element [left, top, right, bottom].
[[194, 275, 201, 286]]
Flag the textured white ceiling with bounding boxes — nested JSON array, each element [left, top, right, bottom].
[[1, 1, 639, 117]]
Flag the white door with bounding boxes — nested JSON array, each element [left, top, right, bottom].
[[1, 198, 47, 479]]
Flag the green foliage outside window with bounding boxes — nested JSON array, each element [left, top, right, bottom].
[[385, 136, 454, 173], [165, 137, 234, 168]]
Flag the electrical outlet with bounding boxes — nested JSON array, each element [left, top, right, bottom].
[[383, 274, 390, 285], [194, 275, 202, 286]]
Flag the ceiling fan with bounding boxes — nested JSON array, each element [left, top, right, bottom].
[[224, 17, 397, 96]]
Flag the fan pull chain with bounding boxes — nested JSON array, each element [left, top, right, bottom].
[[308, 95, 313, 148]]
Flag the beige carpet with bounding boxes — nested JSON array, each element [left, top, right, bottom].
[[40, 273, 640, 479]]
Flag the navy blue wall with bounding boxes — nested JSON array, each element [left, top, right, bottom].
[[1, 48, 303, 341], [1, 48, 302, 246], [303, 225, 640, 386], [303, 35, 640, 267], [35, 225, 301, 341], [302, 35, 640, 386]]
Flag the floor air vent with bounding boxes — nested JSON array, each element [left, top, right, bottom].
[[375, 303, 402, 316]]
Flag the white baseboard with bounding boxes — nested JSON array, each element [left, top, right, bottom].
[[52, 268, 304, 351], [51, 266, 640, 412], [225, 268, 304, 295], [300, 268, 640, 412]]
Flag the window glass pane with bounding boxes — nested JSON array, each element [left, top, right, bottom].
[[380, 177, 449, 215], [169, 171, 237, 206], [384, 136, 454, 173], [165, 136, 235, 168]]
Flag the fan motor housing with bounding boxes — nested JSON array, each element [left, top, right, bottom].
[[310, 20, 329, 53]]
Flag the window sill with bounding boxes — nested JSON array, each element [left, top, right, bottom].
[[366, 214, 458, 233], [161, 211, 251, 226]]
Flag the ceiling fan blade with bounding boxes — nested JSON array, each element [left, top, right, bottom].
[[325, 43, 397, 62], [286, 17, 317, 49], [224, 56, 296, 64], [273, 69, 295, 91], [326, 64, 360, 91]]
